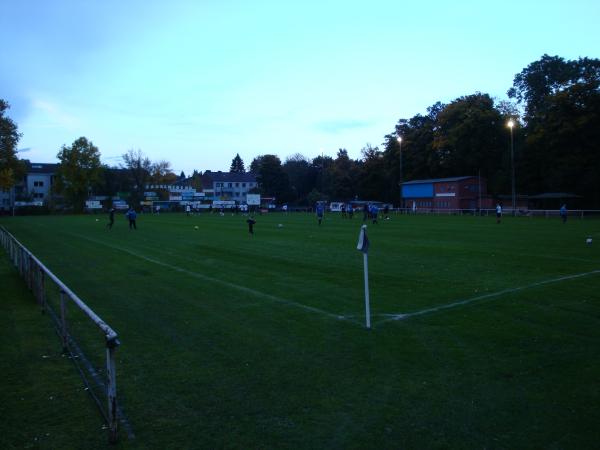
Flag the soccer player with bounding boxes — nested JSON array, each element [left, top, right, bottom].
[[347, 203, 353, 219], [316, 203, 324, 225], [246, 216, 256, 235], [362, 204, 369, 221], [186, 204, 191, 216], [560, 204, 567, 223], [341, 203, 346, 218], [127, 208, 137, 230], [383, 204, 390, 220], [107, 207, 115, 230], [496, 203, 502, 224], [371, 204, 379, 224]]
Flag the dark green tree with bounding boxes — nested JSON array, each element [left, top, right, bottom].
[[190, 170, 203, 191], [330, 149, 358, 200], [431, 93, 509, 193], [250, 154, 290, 201], [509, 54, 600, 205], [55, 137, 102, 211], [356, 144, 388, 201], [122, 149, 152, 205], [0, 100, 26, 199], [230, 153, 245, 173], [283, 153, 314, 205]]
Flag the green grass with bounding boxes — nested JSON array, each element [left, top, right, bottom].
[[0, 243, 105, 449], [1, 211, 600, 449]]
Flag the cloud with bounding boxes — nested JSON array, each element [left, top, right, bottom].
[[315, 119, 373, 134], [31, 98, 79, 129]]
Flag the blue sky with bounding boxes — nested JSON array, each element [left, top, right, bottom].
[[2, 0, 599, 175]]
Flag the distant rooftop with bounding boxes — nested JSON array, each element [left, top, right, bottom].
[[25, 161, 59, 174], [403, 176, 476, 185], [202, 171, 256, 183]]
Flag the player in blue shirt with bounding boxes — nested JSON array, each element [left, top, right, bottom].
[[316, 204, 324, 225]]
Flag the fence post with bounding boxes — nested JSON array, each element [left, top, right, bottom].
[[60, 290, 68, 350], [40, 269, 46, 313], [106, 338, 119, 444], [28, 255, 33, 290]]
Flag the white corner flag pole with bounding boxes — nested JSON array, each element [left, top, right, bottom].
[[363, 251, 371, 329], [357, 224, 371, 329]]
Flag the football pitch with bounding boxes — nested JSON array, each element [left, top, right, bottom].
[[1, 212, 600, 448]]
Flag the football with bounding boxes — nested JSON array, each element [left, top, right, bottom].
[[586, 237, 592, 245]]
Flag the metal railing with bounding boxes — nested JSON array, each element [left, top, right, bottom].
[[0, 226, 120, 443], [390, 208, 600, 218]]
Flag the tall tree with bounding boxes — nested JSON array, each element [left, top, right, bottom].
[[190, 170, 203, 190], [0, 100, 26, 201], [150, 160, 176, 185], [431, 93, 508, 193], [509, 55, 600, 204], [230, 153, 245, 173], [357, 144, 388, 201], [283, 153, 314, 205], [250, 154, 290, 200], [55, 137, 102, 211], [122, 149, 152, 204], [330, 149, 358, 200]]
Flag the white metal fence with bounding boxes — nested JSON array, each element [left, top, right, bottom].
[[0, 226, 121, 443], [391, 208, 600, 218]]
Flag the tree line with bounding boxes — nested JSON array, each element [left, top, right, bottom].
[[1, 54, 598, 211]]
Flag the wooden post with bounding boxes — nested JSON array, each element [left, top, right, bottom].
[[106, 339, 119, 444]]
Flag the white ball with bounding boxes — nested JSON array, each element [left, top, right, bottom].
[[95, 218, 99, 222], [194, 226, 199, 230], [278, 224, 283, 228], [586, 238, 592, 245]]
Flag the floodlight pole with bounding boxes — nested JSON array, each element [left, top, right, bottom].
[[397, 135, 403, 211], [508, 120, 516, 215]]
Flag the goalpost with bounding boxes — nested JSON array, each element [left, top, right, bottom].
[[0, 226, 123, 444]]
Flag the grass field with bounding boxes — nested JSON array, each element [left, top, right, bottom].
[[1, 211, 600, 449]]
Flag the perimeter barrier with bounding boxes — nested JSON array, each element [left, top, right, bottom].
[[0, 226, 121, 444]]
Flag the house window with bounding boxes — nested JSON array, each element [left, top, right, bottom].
[[34, 181, 44, 187], [34, 193, 44, 199], [235, 183, 239, 187], [228, 183, 232, 188], [242, 183, 246, 188]]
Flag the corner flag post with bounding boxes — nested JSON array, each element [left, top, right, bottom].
[[357, 225, 371, 329]]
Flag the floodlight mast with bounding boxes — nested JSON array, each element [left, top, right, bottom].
[[397, 135, 403, 211], [507, 119, 516, 215]]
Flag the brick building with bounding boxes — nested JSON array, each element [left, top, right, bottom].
[[402, 176, 494, 210]]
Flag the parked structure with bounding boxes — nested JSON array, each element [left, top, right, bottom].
[[201, 171, 257, 203], [0, 161, 58, 211], [402, 176, 494, 210]]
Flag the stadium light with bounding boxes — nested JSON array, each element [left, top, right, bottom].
[[397, 136, 403, 210], [507, 119, 516, 215]]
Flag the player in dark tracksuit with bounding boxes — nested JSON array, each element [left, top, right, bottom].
[[107, 208, 115, 229], [246, 217, 256, 235]]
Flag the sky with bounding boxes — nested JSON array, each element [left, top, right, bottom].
[[2, 0, 599, 175]]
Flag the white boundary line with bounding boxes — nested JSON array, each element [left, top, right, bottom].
[[71, 234, 360, 325], [375, 269, 600, 326]]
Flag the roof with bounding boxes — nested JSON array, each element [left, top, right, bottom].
[[202, 171, 256, 183], [402, 176, 476, 185], [528, 192, 582, 199], [26, 162, 59, 174]]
